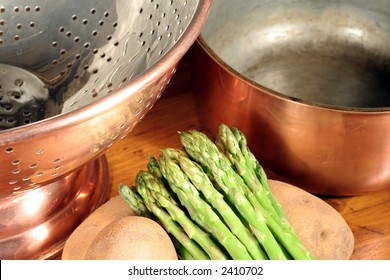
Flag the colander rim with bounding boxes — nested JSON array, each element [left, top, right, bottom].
[[0, 0, 211, 142]]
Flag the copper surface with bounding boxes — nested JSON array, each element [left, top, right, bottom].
[[191, 38, 390, 196], [0, 0, 212, 259], [0, 156, 109, 259]]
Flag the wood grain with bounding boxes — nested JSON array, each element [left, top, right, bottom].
[[105, 54, 390, 260]]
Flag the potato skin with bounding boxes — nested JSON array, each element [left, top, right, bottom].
[[85, 216, 178, 260], [268, 180, 354, 260], [62, 196, 135, 260]]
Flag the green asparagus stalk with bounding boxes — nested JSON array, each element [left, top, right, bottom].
[[136, 171, 228, 260], [147, 155, 183, 205], [229, 129, 302, 258], [138, 170, 172, 199], [216, 124, 313, 260], [158, 154, 200, 197], [147, 155, 165, 180], [118, 184, 153, 218], [172, 237, 195, 260], [119, 184, 207, 260], [160, 148, 188, 162], [216, 124, 291, 225], [229, 126, 285, 219], [159, 153, 254, 260], [175, 152, 268, 260], [179, 130, 286, 260], [216, 124, 278, 217]]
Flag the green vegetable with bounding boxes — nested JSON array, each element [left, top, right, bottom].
[[179, 130, 286, 260], [159, 153, 253, 260], [174, 152, 267, 260], [119, 184, 209, 260], [172, 237, 195, 260], [119, 124, 314, 260], [216, 124, 313, 260], [137, 171, 228, 260], [118, 184, 152, 218], [229, 126, 285, 218]]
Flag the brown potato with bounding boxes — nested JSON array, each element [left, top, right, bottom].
[[62, 195, 135, 260], [268, 180, 355, 260], [85, 216, 178, 260]]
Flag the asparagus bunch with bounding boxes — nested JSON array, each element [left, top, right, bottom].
[[179, 130, 287, 260], [215, 124, 312, 260], [119, 124, 313, 260], [159, 150, 259, 260]]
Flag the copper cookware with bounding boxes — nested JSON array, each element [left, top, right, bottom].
[[0, 0, 211, 259], [191, 0, 390, 195]]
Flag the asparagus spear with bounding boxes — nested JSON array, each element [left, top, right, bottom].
[[136, 171, 228, 260], [159, 153, 253, 260], [119, 183, 207, 260], [179, 130, 286, 260], [216, 124, 291, 224], [118, 184, 153, 218], [172, 237, 195, 260], [159, 154, 200, 197], [160, 147, 188, 162], [147, 155, 165, 180], [147, 154, 184, 206], [216, 124, 313, 260], [229, 126, 285, 219], [229, 128, 304, 259], [174, 151, 268, 260], [216, 124, 277, 215]]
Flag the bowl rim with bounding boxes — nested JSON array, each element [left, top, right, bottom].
[[196, 34, 390, 114], [0, 0, 212, 141]]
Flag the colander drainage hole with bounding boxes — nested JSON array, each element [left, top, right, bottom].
[[0, 63, 49, 130]]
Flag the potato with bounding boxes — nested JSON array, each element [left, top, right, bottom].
[[62, 195, 135, 260], [85, 216, 178, 260], [268, 180, 354, 260]]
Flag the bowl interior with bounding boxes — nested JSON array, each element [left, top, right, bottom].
[[0, 0, 199, 130], [0, 0, 209, 193], [201, 0, 390, 109]]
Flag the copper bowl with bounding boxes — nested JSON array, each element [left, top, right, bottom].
[[191, 0, 390, 196], [0, 0, 211, 259]]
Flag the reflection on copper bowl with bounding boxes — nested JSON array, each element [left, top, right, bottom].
[[0, 0, 211, 259], [191, 0, 390, 195]]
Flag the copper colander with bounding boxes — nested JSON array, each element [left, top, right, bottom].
[[0, 0, 210, 259]]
